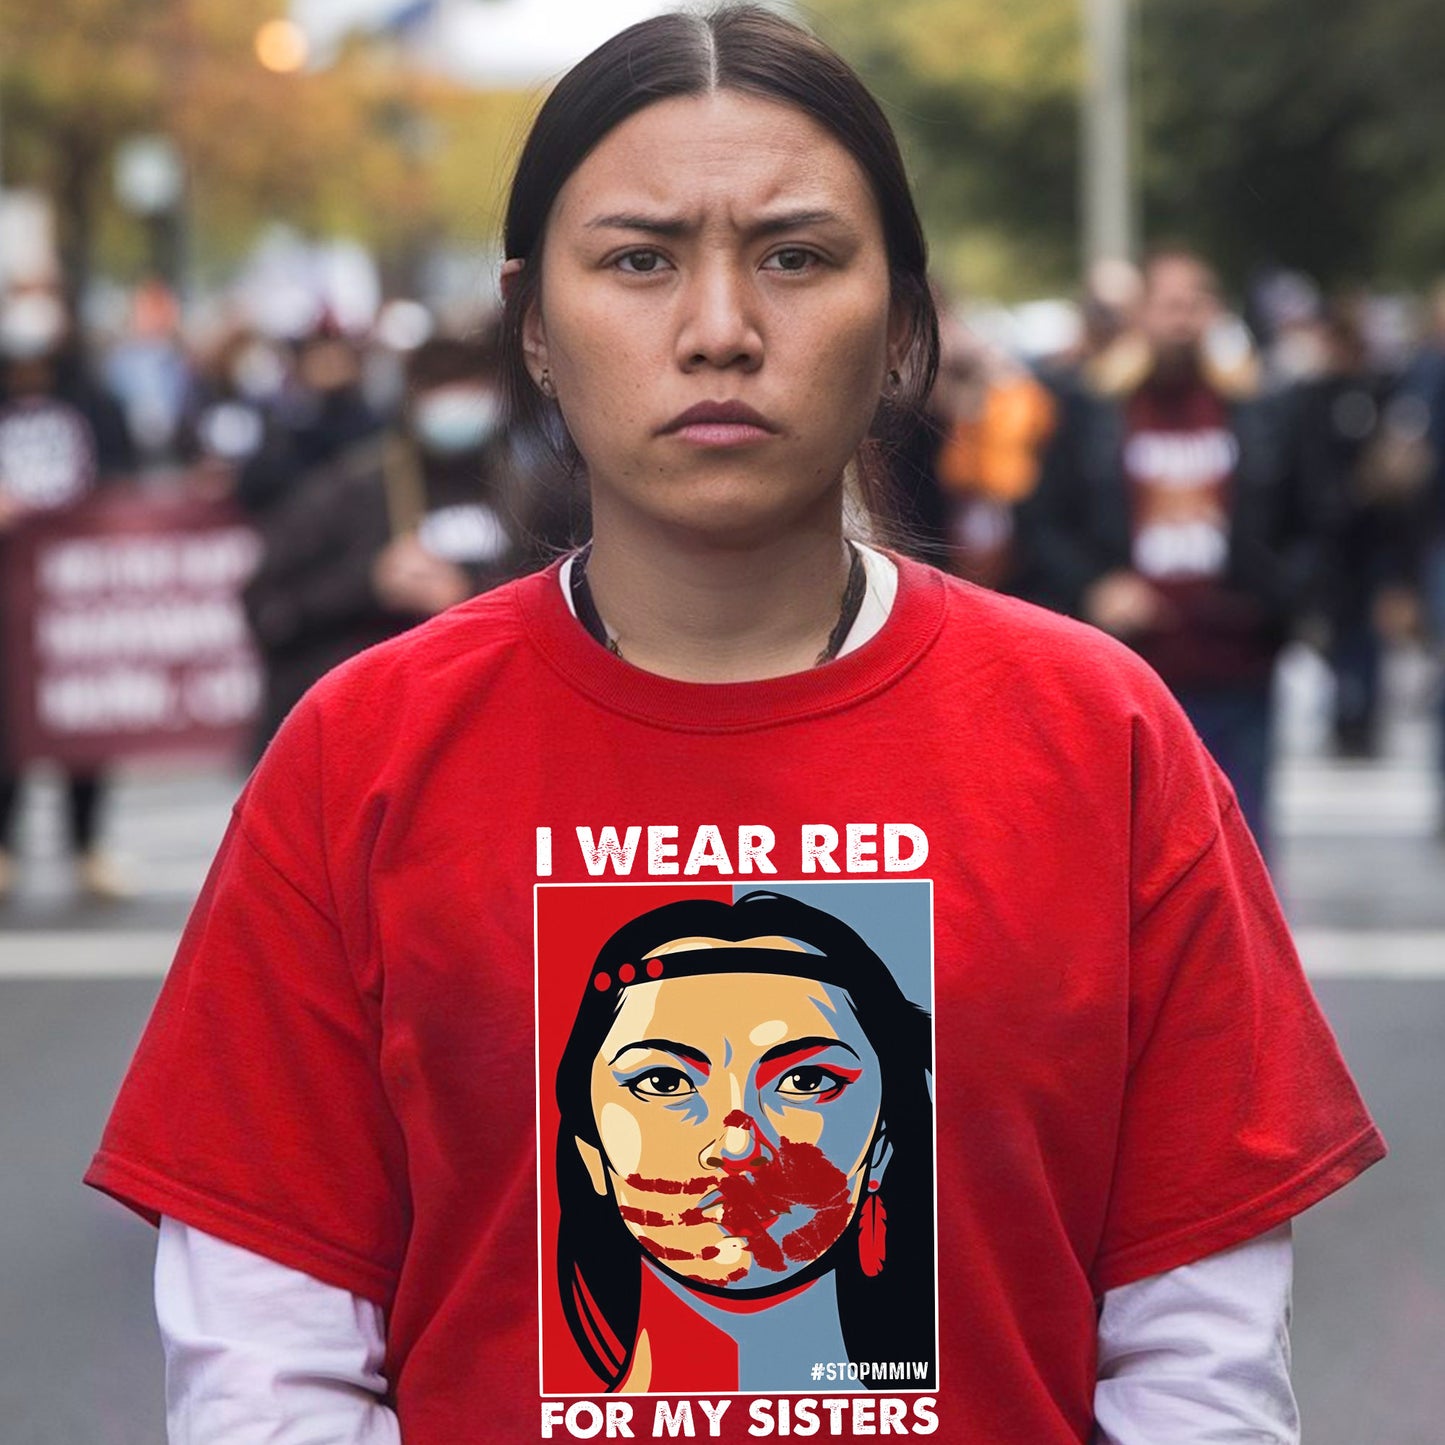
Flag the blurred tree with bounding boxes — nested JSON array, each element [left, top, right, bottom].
[[811, 0, 1082, 297], [814, 0, 1445, 296], [6, 0, 1445, 303], [1136, 0, 1445, 289], [0, 0, 534, 297]]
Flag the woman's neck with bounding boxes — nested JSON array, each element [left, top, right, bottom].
[[583, 501, 853, 683]]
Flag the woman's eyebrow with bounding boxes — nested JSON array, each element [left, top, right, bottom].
[[609, 1038, 712, 1070], [584, 208, 849, 239], [758, 1035, 859, 1067], [586, 213, 690, 237]]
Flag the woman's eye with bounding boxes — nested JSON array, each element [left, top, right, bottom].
[[615, 250, 668, 275], [775, 1066, 844, 1098], [626, 1069, 696, 1098], [764, 248, 818, 274]]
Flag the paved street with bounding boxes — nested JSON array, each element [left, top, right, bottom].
[[1, 644, 1441, 1443]]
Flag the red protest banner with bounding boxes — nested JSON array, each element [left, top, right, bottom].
[[0, 486, 262, 768]]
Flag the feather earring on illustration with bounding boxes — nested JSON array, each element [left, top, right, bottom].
[[858, 1179, 887, 1277]]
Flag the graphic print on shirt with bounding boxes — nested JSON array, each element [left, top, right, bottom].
[[535, 880, 936, 1398], [1124, 419, 1238, 581]]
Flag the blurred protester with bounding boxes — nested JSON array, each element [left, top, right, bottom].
[[890, 303, 1057, 585], [1018, 248, 1318, 856], [1397, 280, 1445, 827], [0, 289, 135, 901], [241, 329, 545, 752], [1249, 268, 1327, 389], [1074, 257, 1145, 377], [233, 325, 380, 518], [102, 279, 194, 468], [1294, 301, 1429, 758], [930, 310, 1056, 590], [888, 301, 968, 566], [175, 326, 291, 495]]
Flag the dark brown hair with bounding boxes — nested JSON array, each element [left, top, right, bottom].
[[499, 4, 939, 517]]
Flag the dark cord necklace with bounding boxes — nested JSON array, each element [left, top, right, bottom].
[[569, 541, 868, 667]]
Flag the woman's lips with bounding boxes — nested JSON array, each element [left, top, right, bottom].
[[659, 401, 778, 447], [669, 421, 775, 447]]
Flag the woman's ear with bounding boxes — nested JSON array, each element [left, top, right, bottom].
[[575, 1136, 608, 1196], [501, 257, 551, 391], [499, 257, 524, 305], [885, 297, 913, 388]]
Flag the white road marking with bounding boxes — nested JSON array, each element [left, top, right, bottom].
[[1293, 929, 1445, 980], [1272, 762, 1440, 838], [0, 931, 179, 978]]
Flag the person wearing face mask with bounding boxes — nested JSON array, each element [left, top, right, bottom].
[[240, 327, 548, 752], [174, 327, 291, 495]]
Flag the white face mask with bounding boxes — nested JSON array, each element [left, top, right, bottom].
[[0, 292, 66, 362], [230, 342, 287, 402], [411, 385, 501, 456]]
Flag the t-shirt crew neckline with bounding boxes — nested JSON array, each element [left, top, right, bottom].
[[515, 550, 948, 733]]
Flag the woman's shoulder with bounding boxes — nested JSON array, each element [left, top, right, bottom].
[[916, 560, 1174, 715], [305, 564, 551, 718]]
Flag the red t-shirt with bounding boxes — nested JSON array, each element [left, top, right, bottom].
[[87, 556, 1384, 1443]]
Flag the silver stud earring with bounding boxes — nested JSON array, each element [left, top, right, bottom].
[[539, 367, 556, 399], [886, 368, 902, 392]]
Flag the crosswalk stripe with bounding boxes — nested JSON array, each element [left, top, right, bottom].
[[1294, 929, 1445, 979], [0, 931, 178, 978]]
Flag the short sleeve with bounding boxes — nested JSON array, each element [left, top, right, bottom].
[[1089, 701, 1386, 1293], [84, 699, 407, 1306]]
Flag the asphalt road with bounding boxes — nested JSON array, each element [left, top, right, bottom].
[[1, 644, 1441, 1443]]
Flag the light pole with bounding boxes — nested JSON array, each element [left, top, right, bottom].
[[1080, 0, 1135, 267]]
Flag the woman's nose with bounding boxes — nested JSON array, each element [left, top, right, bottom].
[[700, 1109, 765, 1171], [677, 265, 763, 373]]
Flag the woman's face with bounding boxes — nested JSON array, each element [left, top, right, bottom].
[[524, 90, 905, 545], [580, 970, 884, 1290]]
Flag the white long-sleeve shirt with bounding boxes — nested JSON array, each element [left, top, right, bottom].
[[156, 1218, 1297, 1444]]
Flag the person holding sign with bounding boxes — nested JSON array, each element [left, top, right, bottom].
[[0, 289, 135, 901]]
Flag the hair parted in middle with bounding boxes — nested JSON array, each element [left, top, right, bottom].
[[497, 4, 940, 530]]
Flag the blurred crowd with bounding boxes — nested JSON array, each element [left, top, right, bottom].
[[898, 251, 1445, 857], [0, 274, 574, 900], [2, 246, 1445, 898]]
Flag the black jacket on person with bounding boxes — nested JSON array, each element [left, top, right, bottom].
[[1015, 364, 1322, 654], [241, 432, 565, 751]]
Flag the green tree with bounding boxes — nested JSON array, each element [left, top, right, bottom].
[[814, 0, 1445, 297], [1135, 0, 1445, 288], [811, 0, 1083, 297]]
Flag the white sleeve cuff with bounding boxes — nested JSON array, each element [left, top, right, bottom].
[[1094, 1222, 1298, 1444], [155, 1215, 401, 1445]]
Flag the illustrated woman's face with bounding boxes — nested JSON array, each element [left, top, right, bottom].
[[579, 969, 884, 1290], [523, 89, 906, 546]]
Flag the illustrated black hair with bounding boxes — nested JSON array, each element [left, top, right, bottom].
[[554, 890, 935, 1391], [499, 4, 940, 521]]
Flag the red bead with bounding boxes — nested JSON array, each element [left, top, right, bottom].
[[646, 958, 664, 979], [618, 964, 636, 984], [593, 972, 611, 991]]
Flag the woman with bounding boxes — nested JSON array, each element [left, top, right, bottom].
[[88, 8, 1384, 1443], [550, 890, 934, 1394]]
